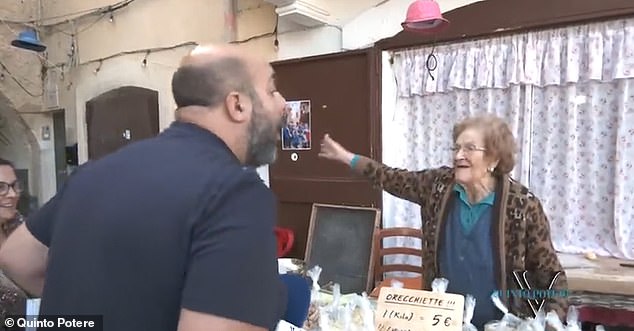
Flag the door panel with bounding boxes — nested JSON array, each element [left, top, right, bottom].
[[86, 86, 159, 160], [52, 110, 67, 191], [271, 49, 382, 258]]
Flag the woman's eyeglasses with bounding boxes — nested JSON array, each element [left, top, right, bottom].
[[450, 144, 486, 154], [0, 181, 23, 196]]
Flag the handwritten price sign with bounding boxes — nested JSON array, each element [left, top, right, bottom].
[[375, 287, 465, 331]]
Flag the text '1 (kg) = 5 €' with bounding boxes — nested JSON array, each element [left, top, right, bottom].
[[375, 287, 465, 331]]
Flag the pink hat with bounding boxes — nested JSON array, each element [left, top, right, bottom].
[[401, 0, 450, 35]]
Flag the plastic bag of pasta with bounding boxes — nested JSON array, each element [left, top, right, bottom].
[[303, 304, 319, 330], [485, 291, 522, 331], [302, 266, 323, 330], [330, 283, 342, 319], [564, 306, 581, 331], [545, 310, 565, 331], [431, 277, 449, 293], [348, 292, 375, 331], [324, 283, 347, 330], [518, 310, 546, 331], [339, 302, 354, 331], [546, 305, 581, 331], [307, 265, 322, 303], [318, 305, 333, 331], [463, 295, 478, 331], [390, 279, 404, 289]]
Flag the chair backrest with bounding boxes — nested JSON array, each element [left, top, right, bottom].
[[373, 227, 424, 285]]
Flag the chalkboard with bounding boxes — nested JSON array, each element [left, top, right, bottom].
[[304, 203, 381, 294]]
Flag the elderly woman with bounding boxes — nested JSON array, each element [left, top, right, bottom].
[[0, 158, 27, 321], [319, 114, 567, 328]]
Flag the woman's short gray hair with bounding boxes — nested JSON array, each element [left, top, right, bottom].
[[452, 114, 517, 175]]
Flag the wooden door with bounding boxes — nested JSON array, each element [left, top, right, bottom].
[[86, 86, 159, 160], [271, 49, 382, 258]]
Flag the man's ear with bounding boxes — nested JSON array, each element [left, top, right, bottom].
[[224, 92, 252, 123]]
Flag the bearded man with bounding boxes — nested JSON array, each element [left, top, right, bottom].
[[0, 44, 288, 331]]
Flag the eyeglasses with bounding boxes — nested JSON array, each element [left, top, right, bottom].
[[450, 143, 486, 154], [0, 181, 23, 196]]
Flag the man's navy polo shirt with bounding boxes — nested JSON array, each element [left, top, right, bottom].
[[26, 121, 286, 331]]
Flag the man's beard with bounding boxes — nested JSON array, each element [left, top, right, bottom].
[[245, 98, 283, 167]]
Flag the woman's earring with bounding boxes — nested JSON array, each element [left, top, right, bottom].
[[487, 166, 495, 173]]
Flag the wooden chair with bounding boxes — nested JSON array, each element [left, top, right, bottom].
[[372, 227, 424, 286]]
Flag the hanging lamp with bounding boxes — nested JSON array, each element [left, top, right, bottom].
[[401, 0, 449, 35], [11, 28, 47, 52]]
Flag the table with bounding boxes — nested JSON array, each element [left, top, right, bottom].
[[560, 253, 634, 327]]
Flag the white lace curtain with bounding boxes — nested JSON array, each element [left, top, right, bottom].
[[384, 17, 634, 260]]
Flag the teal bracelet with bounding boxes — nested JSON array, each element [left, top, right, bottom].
[[350, 154, 360, 168]]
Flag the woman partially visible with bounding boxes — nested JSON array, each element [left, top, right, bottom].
[[318, 114, 568, 328], [0, 158, 27, 322]]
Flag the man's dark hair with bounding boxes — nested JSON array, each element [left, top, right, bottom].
[[171, 56, 254, 108], [0, 158, 15, 169]]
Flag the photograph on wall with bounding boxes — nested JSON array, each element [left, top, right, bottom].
[[281, 100, 311, 150]]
